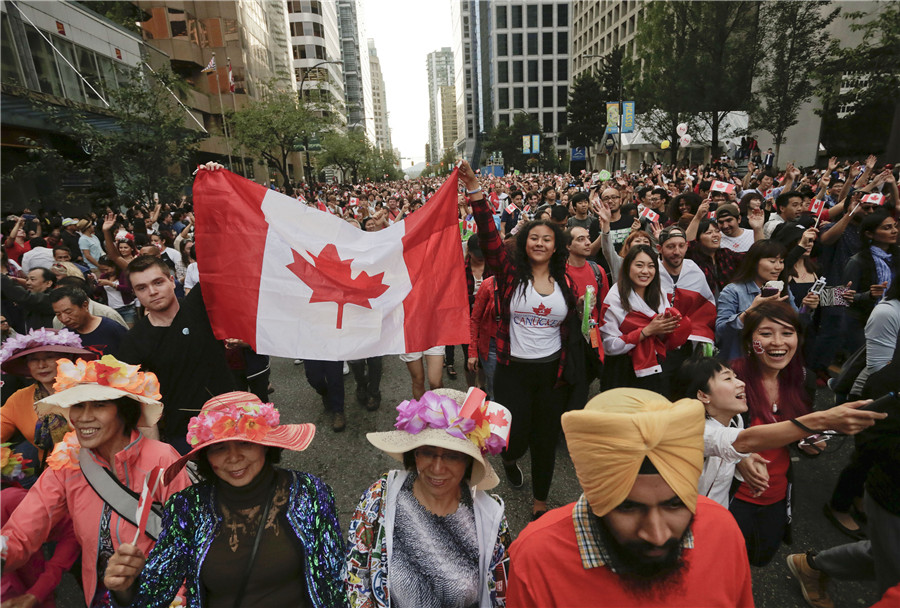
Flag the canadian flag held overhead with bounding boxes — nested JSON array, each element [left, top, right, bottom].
[[639, 207, 659, 223], [861, 193, 885, 205], [194, 168, 470, 360], [809, 198, 825, 216], [710, 180, 736, 194]]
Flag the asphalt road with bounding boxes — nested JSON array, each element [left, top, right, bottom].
[[52, 354, 880, 607]]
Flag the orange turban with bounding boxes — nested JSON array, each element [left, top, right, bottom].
[[561, 388, 705, 518]]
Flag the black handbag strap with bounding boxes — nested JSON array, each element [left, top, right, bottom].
[[232, 481, 277, 608]]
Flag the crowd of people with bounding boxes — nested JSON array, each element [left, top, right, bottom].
[[0, 152, 897, 608]]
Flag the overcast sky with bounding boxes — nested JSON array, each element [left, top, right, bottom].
[[362, 0, 453, 166]]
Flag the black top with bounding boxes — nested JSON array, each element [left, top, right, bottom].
[[79, 316, 128, 357], [117, 284, 235, 447]]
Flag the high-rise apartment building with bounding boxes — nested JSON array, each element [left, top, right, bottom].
[[337, 0, 374, 143], [451, 1, 571, 167], [368, 38, 392, 151], [287, 0, 345, 120], [571, 0, 642, 81], [439, 84, 458, 161], [426, 47, 454, 164]]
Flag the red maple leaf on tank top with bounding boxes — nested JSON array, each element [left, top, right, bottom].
[[532, 303, 552, 316], [286, 244, 389, 329]]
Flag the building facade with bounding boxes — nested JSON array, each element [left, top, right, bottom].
[[286, 0, 345, 120], [426, 47, 454, 164], [336, 0, 374, 143], [451, 0, 571, 167], [368, 38, 392, 151]]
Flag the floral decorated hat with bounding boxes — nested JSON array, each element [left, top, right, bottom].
[[0, 328, 98, 377], [164, 391, 316, 484], [366, 388, 512, 491], [35, 356, 163, 430]]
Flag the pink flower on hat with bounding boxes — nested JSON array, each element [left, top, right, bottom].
[[185, 400, 280, 448]]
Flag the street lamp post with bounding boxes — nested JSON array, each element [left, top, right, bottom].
[[582, 53, 624, 172], [299, 60, 342, 185]]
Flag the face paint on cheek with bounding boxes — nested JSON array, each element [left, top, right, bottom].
[[752, 340, 765, 355]]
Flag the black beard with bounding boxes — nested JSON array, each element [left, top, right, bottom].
[[594, 514, 691, 600]]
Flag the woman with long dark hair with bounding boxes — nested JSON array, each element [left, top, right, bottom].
[[462, 161, 575, 520], [843, 211, 899, 352], [728, 302, 818, 567], [600, 245, 689, 395]]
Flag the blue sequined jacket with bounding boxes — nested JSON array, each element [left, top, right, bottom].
[[122, 469, 348, 608]]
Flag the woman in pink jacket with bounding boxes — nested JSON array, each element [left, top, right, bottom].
[[1, 356, 191, 607]]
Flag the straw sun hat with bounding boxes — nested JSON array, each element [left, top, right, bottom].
[[0, 328, 97, 377], [366, 388, 512, 491]]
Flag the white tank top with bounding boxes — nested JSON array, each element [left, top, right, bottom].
[[509, 280, 567, 359]]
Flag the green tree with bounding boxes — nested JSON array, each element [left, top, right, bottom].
[[750, 1, 840, 167], [361, 147, 403, 181], [565, 72, 605, 168], [483, 113, 543, 172], [3, 66, 203, 209], [817, 2, 900, 159], [230, 89, 327, 188], [318, 130, 369, 182]]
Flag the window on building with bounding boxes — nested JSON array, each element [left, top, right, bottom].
[[528, 60, 538, 81], [543, 112, 554, 131], [26, 29, 63, 97], [1, 15, 22, 86], [557, 85, 567, 105], [511, 5, 522, 28], [557, 58, 568, 81], [498, 87, 509, 109], [527, 33, 537, 55], [558, 3, 568, 26], [528, 86, 538, 107], [512, 33, 523, 55], [543, 59, 553, 81], [497, 34, 507, 56], [513, 87, 524, 108], [543, 4, 553, 27], [513, 60, 523, 82], [543, 85, 553, 106], [54, 37, 86, 103], [557, 111, 567, 131], [498, 113, 509, 125], [557, 32, 568, 54], [498, 62, 509, 83], [496, 5, 507, 28], [542, 32, 553, 54], [315, 44, 326, 59], [310, 0, 321, 15], [527, 4, 537, 27]]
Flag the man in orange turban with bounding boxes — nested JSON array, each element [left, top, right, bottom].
[[507, 388, 754, 607]]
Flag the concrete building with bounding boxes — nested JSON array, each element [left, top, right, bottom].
[[337, 0, 374, 143], [439, 84, 458, 162], [368, 38, 392, 151], [426, 47, 454, 164], [1, 0, 164, 207], [451, 1, 571, 167], [136, 0, 297, 179], [287, 0, 345, 120]]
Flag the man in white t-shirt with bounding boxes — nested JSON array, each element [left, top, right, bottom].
[[716, 204, 758, 253]]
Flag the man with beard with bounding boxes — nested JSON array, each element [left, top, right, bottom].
[[507, 388, 753, 607]]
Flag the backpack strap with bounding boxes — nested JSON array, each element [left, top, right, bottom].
[[80, 451, 163, 541], [586, 260, 603, 291]]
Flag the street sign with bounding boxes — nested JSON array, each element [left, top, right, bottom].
[[604, 135, 615, 153], [571, 146, 587, 161]]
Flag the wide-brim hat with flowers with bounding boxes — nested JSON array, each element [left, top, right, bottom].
[[164, 391, 315, 484], [366, 388, 512, 491], [0, 328, 98, 377], [35, 356, 163, 430]]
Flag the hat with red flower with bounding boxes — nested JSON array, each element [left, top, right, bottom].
[[164, 391, 315, 484], [35, 355, 163, 430]]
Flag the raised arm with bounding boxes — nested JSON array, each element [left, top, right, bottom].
[[102, 213, 129, 271]]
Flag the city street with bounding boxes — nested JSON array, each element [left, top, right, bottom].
[[56, 354, 880, 607]]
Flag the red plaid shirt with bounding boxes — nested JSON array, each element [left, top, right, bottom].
[[470, 196, 574, 384], [687, 241, 745, 295]]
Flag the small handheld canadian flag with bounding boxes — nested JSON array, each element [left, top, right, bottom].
[[708, 211, 717, 220], [809, 198, 825, 217], [861, 193, 885, 205], [133, 466, 164, 544], [506, 203, 517, 215], [524, 204, 531, 214], [297, 193, 307, 204], [710, 180, 736, 194], [349, 196, 359, 206], [639, 207, 660, 223]]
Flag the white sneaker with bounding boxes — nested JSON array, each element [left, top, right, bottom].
[[343, 361, 350, 375], [294, 359, 303, 365]]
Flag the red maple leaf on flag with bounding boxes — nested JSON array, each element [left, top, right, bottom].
[[486, 410, 510, 428], [286, 244, 389, 329]]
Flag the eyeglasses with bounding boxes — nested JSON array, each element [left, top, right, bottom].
[[414, 447, 468, 464], [601, 195, 621, 202]]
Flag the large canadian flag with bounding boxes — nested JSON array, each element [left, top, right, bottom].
[[193, 168, 469, 360], [660, 259, 716, 343]]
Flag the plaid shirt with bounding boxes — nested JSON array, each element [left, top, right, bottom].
[[686, 241, 745, 296], [470, 195, 573, 383], [572, 494, 694, 571]]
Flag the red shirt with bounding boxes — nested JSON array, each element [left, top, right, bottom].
[[566, 261, 608, 324], [508, 496, 755, 608], [734, 414, 790, 505], [4, 241, 30, 264]]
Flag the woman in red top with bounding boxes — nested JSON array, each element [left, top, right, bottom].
[[729, 301, 818, 566]]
